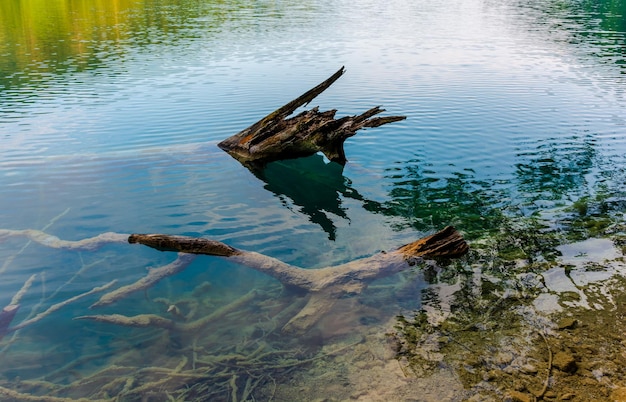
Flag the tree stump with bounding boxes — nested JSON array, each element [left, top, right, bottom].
[[217, 66, 406, 169]]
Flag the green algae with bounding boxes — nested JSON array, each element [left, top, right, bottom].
[[389, 200, 626, 400]]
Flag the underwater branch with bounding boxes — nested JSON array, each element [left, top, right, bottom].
[[127, 226, 468, 333]]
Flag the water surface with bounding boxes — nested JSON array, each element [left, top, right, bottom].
[[1, 0, 626, 400]]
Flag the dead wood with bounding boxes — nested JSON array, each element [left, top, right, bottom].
[[217, 66, 406, 168], [79, 289, 260, 333], [91, 253, 197, 308], [0, 229, 128, 251], [1, 280, 118, 340], [0, 306, 19, 339], [128, 226, 468, 333], [75, 313, 176, 330], [0, 224, 467, 335]]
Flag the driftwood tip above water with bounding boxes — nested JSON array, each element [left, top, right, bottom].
[[217, 66, 406, 169], [128, 233, 240, 257], [399, 225, 469, 260]]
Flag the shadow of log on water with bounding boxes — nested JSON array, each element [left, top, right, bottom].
[[253, 154, 375, 240]]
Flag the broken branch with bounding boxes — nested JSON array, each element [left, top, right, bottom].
[[8, 280, 118, 333], [0, 229, 129, 251], [91, 253, 197, 308], [217, 66, 406, 168]]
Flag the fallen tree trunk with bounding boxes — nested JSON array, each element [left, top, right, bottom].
[[217, 66, 406, 169], [128, 226, 468, 334], [0, 226, 467, 335]]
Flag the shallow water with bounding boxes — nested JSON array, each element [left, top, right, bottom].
[[1, 0, 626, 400]]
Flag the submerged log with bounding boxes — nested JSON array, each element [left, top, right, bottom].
[[0, 226, 467, 336], [129, 226, 468, 334], [217, 66, 406, 168]]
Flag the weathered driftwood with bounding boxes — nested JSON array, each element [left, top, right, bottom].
[[90, 253, 197, 308], [0, 226, 467, 335], [0, 227, 468, 338], [0, 229, 129, 251], [0, 306, 19, 339], [0, 228, 127, 340], [79, 289, 260, 333], [217, 66, 406, 169], [128, 226, 468, 333], [0, 278, 117, 341]]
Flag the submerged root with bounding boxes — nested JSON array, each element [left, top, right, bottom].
[[3, 286, 363, 401], [536, 330, 553, 399], [0, 385, 107, 402], [0, 229, 128, 252], [91, 253, 197, 308], [75, 313, 176, 329]]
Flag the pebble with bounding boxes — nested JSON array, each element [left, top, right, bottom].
[[553, 351, 577, 373], [503, 365, 517, 375], [581, 377, 597, 386], [557, 318, 577, 330], [611, 387, 626, 402], [437, 336, 450, 344], [520, 364, 538, 374], [513, 381, 526, 392], [465, 357, 481, 367], [544, 391, 557, 398], [505, 391, 533, 402], [495, 352, 514, 365], [482, 370, 498, 381]]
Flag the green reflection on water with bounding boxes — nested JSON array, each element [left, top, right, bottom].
[[386, 131, 626, 400], [0, 0, 307, 92], [517, 0, 626, 71]]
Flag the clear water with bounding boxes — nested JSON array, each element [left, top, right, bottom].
[[1, 0, 626, 400]]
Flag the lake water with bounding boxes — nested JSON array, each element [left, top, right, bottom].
[[1, 0, 626, 400]]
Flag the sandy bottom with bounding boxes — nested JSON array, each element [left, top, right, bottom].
[[271, 321, 470, 402]]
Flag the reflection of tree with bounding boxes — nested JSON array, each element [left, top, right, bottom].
[[361, 134, 600, 242], [366, 160, 507, 239], [254, 154, 370, 240], [0, 0, 305, 95], [0, 0, 183, 90], [514, 0, 626, 73], [514, 135, 597, 207]]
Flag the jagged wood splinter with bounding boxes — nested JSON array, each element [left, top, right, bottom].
[[217, 66, 406, 169]]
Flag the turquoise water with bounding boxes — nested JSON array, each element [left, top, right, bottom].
[[1, 0, 626, 400]]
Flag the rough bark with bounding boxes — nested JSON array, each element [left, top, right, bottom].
[[217, 66, 406, 169], [0, 280, 117, 340]]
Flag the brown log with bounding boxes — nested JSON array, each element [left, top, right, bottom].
[[217, 66, 406, 168], [128, 226, 468, 334], [128, 234, 240, 256], [398, 225, 469, 260]]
